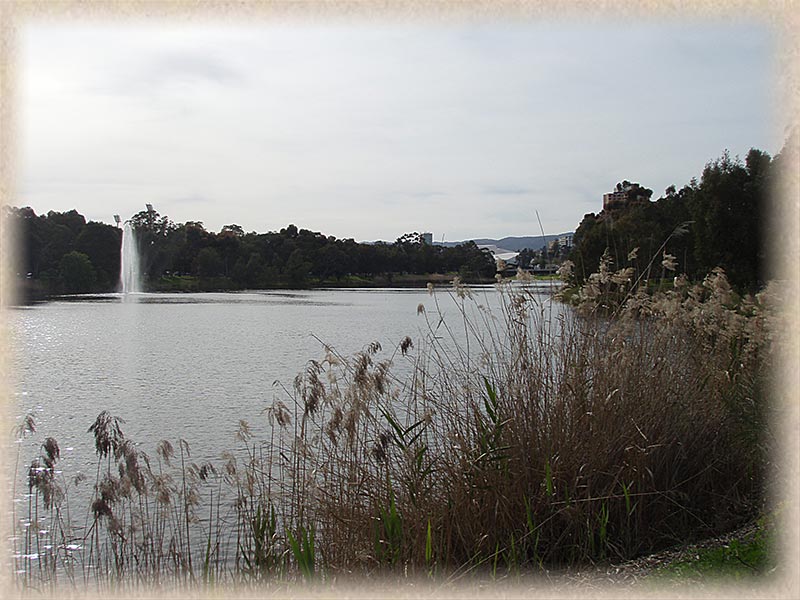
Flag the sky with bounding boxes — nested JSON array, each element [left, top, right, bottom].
[[15, 19, 781, 242]]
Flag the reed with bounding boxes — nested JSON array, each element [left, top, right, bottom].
[[10, 257, 777, 591]]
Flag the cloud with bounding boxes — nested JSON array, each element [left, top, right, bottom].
[[132, 52, 245, 93], [406, 191, 448, 199], [165, 194, 215, 207], [483, 186, 535, 196], [16, 22, 776, 240]]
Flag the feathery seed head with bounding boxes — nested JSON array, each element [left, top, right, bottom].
[[16, 414, 36, 440], [156, 440, 174, 465], [400, 336, 414, 356]]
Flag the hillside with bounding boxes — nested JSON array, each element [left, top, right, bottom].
[[436, 233, 573, 252]]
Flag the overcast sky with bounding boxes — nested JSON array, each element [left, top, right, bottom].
[[16, 19, 781, 241]]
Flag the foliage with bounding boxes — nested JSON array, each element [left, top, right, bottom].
[[4, 138, 786, 299], [2, 207, 119, 297], [569, 145, 779, 294], [4, 206, 497, 297], [687, 148, 770, 291], [58, 251, 97, 294], [196, 247, 223, 278], [657, 538, 769, 580], [287, 525, 316, 579], [653, 517, 776, 582], [75, 221, 123, 289]]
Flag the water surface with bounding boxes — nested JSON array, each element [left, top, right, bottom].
[[9, 285, 558, 479]]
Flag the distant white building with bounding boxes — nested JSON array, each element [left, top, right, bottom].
[[478, 244, 519, 268], [421, 232, 433, 245], [548, 235, 573, 253]]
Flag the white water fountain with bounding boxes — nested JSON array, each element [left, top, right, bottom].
[[120, 221, 141, 300]]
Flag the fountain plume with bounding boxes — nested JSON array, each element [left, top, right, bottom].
[[120, 221, 141, 299]]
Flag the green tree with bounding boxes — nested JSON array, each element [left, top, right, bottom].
[[46, 209, 86, 236], [313, 243, 350, 281], [284, 248, 311, 285], [687, 149, 769, 291], [75, 221, 122, 290], [59, 251, 96, 293], [129, 209, 178, 281], [516, 248, 536, 270], [221, 224, 245, 237], [242, 252, 265, 288], [40, 223, 75, 278], [570, 213, 607, 282], [2, 207, 42, 277], [216, 229, 241, 277], [196, 247, 223, 278], [281, 224, 299, 238]]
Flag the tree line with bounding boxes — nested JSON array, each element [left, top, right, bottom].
[[6, 139, 791, 299], [3, 208, 497, 298], [568, 143, 791, 294]]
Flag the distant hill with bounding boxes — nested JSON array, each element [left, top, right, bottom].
[[436, 233, 574, 252]]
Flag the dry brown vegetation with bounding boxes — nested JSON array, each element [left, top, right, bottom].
[[12, 259, 778, 593]]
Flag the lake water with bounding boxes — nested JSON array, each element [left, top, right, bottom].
[[7, 285, 561, 502], [6, 284, 566, 582]]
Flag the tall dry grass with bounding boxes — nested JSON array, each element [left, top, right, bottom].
[[280, 266, 774, 578], [11, 258, 777, 591]]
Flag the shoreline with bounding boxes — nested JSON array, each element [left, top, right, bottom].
[[12, 272, 562, 304]]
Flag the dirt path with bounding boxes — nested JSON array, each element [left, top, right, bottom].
[[553, 521, 767, 588]]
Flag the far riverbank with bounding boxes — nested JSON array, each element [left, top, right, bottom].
[[13, 271, 562, 304]]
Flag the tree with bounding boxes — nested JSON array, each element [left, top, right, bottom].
[[129, 209, 177, 280], [129, 209, 175, 238], [569, 151, 771, 292], [196, 247, 223, 278], [59, 251, 96, 293], [75, 222, 122, 289], [516, 248, 536, 270], [396, 232, 423, 246], [242, 252, 265, 288], [313, 243, 350, 281], [570, 200, 678, 283], [3, 206, 42, 277], [569, 213, 606, 282], [40, 222, 76, 278], [46, 209, 86, 236], [461, 245, 497, 281], [281, 224, 299, 238], [284, 248, 311, 285], [687, 149, 768, 291], [216, 229, 242, 277], [221, 224, 245, 237]]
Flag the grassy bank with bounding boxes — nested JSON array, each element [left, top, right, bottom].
[[653, 522, 774, 582], [16, 271, 544, 301], [13, 262, 778, 592], [147, 272, 497, 293]]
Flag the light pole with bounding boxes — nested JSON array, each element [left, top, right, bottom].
[[145, 204, 155, 230]]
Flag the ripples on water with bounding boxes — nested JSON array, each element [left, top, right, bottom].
[[10, 285, 561, 473], [7, 284, 561, 580]]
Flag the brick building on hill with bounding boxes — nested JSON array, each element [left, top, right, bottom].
[[602, 181, 652, 212]]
